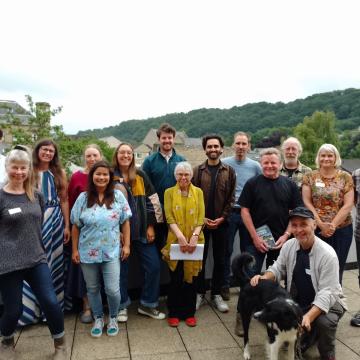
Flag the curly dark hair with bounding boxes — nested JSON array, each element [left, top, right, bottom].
[[87, 160, 115, 209], [201, 134, 224, 150]]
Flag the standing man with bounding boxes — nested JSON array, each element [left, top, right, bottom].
[[239, 148, 303, 274], [221, 132, 261, 300], [193, 134, 236, 312], [351, 168, 360, 327], [280, 136, 311, 189], [142, 123, 185, 251], [251, 206, 346, 360]]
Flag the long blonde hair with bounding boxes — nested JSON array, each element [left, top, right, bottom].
[[5, 149, 36, 201]]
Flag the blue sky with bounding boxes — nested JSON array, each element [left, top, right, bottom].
[[1, 0, 360, 134]]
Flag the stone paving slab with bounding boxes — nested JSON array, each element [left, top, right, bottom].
[[1, 269, 359, 359]]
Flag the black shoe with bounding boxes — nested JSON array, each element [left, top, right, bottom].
[[350, 312, 360, 327], [220, 287, 230, 301]]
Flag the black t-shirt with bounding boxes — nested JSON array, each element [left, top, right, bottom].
[[292, 248, 316, 310], [206, 163, 220, 219], [238, 174, 303, 240]]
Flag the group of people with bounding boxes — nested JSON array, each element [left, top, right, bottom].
[[0, 123, 360, 360]]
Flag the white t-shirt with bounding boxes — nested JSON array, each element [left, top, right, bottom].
[[0, 154, 6, 188]]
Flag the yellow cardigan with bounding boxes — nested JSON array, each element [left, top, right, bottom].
[[161, 183, 205, 283]]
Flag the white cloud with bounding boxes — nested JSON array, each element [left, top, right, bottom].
[[1, 0, 360, 133]]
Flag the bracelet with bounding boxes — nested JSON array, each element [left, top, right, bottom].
[[192, 233, 199, 237], [284, 231, 291, 237]]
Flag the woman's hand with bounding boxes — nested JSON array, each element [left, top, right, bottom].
[[318, 221, 335, 237], [146, 225, 156, 243], [64, 226, 71, 244], [72, 250, 80, 264], [121, 244, 130, 260], [177, 233, 188, 253], [188, 234, 198, 253]]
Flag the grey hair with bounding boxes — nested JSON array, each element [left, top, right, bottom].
[[174, 161, 193, 178], [315, 144, 341, 168], [5, 149, 35, 201], [5, 149, 32, 169], [281, 137, 303, 156], [259, 147, 282, 162]]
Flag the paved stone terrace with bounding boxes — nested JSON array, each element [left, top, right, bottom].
[[6, 269, 360, 359]]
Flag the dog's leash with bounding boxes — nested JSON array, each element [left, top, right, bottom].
[[295, 324, 304, 360]]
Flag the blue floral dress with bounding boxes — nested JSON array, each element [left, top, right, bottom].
[[70, 190, 132, 263]]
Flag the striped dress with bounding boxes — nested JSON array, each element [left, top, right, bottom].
[[18, 170, 65, 325]]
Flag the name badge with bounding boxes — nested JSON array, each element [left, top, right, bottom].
[[305, 268, 311, 276], [315, 181, 325, 188], [8, 207, 22, 215]]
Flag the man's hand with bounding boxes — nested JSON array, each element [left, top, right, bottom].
[[250, 274, 262, 287], [205, 217, 224, 229], [253, 235, 268, 253], [301, 313, 312, 332]]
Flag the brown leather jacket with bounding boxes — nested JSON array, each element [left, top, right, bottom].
[[192, 160, 236, 220]]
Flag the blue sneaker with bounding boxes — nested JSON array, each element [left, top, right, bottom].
[[91, 317, 104, 338], [106, 317, 119, 336]]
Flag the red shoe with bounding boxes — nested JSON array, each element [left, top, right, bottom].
[[167, 317, 179, 327], [185, 317, 197, 327]]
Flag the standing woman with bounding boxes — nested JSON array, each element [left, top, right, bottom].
[[0, 149, 66, 360], [19, 139, 70, 325], [66, 144, 102, 323], [71, 161, 131, 337], [161, 161, 205, 327], [112, 143, 165, 321], [302, 144, 354, 283]]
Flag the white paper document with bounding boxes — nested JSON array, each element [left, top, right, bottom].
[[170, 244, 204, 260]]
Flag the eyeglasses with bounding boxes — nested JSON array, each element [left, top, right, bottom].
[[40, 147, 55, 154], [176, 173, 191, 178]]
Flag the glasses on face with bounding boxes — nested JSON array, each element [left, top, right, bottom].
[[40, 147, 55, 154], [176, 173, 191, 178]]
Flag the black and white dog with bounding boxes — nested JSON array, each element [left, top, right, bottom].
[[232, 253, 303, 360]]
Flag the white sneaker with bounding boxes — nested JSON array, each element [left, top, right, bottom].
[[117, 308, 128, 323], [91, 317, 104, 338], [196, 294, 205, 310], [212, 295, 229, 313]]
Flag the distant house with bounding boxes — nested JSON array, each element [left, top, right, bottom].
[[135, 128, 238, 168], [134, 143, 152, 167], [99, 136, 122, 148], [0, 100, 33, 149]]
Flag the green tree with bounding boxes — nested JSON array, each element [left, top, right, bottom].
[[294, 111, 339, 167]]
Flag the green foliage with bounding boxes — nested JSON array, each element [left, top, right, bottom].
[[294, 111, 339, 166], [77, 88, 360, 149], [2, 95, 114, 174]]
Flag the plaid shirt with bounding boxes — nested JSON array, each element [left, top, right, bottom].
[[280, 161, 312, 189], [353, 168, 360, 242]]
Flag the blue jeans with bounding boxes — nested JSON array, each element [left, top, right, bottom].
[[0, 263, 64, 339], [81, 259, 120, 318], [243, 242, 280, 278], [224, 210, 252, 288], [120, 241, 160, 309], [316, 224, 353, 284]]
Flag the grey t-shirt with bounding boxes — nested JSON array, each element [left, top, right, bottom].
[[0, 189, 46, 275], [222, 156, 262, 207]]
